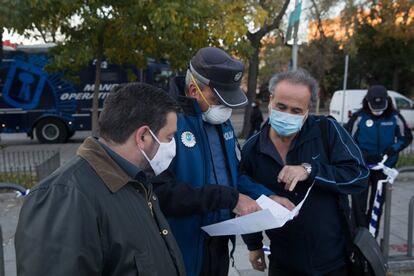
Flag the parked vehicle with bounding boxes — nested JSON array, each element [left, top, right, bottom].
[[0, 44, 173, 143], [329, 89, 414, 129]]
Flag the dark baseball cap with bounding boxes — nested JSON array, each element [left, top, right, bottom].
[[189, 47, 247, 108], [366, 85, 388, 110]]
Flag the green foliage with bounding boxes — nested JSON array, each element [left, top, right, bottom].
[[396, 153, 414, 168], [257, 39, 291, 98], [299, 37, 346, 102], [343, 0, 414, 95], [7, 0, 259, 71], [0, 172, 37, 189], [281, 0, 414, 100]]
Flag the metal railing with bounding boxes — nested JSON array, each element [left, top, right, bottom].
[[405, 166, 414, 258], [0, 225, 4, 276], [408, 195, 414, 257], [404, 138, 414, 154], [382, 166, 414, 266], [0, 150, 60, 189], [0, 182, 27, 276]]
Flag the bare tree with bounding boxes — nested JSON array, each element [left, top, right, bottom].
[[241, 0, 291, 138]]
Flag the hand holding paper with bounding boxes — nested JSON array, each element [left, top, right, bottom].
[[202, 185, 313, 236]]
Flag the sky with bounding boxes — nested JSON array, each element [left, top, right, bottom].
[[3, 29, 40, 45]]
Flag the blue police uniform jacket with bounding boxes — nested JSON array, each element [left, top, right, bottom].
[[347, 109, 412, 167], [241, 116, 369, 275], [167, 82, 272, 276]]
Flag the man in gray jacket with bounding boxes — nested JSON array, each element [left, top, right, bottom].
[[15, 83, 186, 276]]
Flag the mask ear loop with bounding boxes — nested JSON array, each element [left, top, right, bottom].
[[303, 110, 309, 123], [190, 73, 211, 107], [139, 128, 160, 163], [147, 128, 161, 145]]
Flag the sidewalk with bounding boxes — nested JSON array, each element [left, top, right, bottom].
[[2, 173, 414, 275]]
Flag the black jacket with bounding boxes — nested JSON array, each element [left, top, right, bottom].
[[151, 170, 239, 217], [241, 117, 368, 275], [15, 137, 186, 276]]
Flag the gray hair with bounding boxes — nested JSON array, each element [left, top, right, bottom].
[[185, 69, 206, 94], [268, 69, 318, 102]]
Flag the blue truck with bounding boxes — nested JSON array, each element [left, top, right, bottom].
[[0, 44, 173, 143]]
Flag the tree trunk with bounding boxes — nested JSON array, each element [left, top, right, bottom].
[[392, 67, 399, 91], [91, 35, 104, 137], [239, 0, 290, 138], [241, 42, 260, 138]]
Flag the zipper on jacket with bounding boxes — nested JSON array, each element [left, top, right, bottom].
[[198, 116, 209, 185], [376, 119, 380, 154], [136, 182, 154, 217]]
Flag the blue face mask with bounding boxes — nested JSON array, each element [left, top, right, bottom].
[[269, 109, 307, 137]]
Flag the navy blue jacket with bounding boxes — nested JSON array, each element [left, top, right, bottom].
[[166, 77, 272, 276], [241, 116, 369, 275], [346, 110, 412, 167]]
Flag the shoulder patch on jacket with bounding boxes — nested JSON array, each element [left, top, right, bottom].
[[223, 131, 234, 141]]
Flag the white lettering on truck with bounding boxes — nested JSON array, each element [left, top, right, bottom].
[[59, 83, 118, 101]]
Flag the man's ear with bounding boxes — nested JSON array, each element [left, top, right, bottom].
[[187, 83, 198, 98], [135, 126, 149, 149]]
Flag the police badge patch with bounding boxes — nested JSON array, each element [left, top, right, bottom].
[[234, 72, 242, 82], [181, 131, 196, 147]]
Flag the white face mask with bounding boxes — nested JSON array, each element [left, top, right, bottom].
[[140, 129, 176, 176], [190, 73, 232, 125], [202, 105, 232, 125], [372, 110, 384, 116]]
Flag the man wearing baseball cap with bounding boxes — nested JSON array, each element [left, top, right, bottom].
[[154, 47, 291, 276], [346, 85, 412, 236]]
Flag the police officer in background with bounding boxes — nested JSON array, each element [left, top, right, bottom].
[[346, 85, 413, 237], [248, 99, 264, 138]]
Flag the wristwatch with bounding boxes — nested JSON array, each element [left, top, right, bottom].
[[301, 163, 312, 175]]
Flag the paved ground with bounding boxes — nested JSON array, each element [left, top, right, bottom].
[[3, 176, 414, 275], [1, 110, 414, 275]]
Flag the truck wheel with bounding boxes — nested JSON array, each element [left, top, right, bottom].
[[68, 130, 76, 139], [35, 118, 68, 143]]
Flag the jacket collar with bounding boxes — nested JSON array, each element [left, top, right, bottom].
[[77, 137, 135, 193], [293, 115, 320, 149]]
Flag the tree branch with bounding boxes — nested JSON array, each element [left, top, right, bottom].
[[35, 24, 49, 43], [247, 0, 291, 43], [310, 0, 327, 39], [265, 0, 291, 33]]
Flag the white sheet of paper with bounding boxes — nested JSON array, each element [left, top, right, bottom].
[[201, 185, 313, 236]]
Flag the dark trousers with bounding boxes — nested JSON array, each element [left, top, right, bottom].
[[199, 236, 231, 276], [268, 255, 352, 276], [268, 257, 349, 276], [352, 170, 387, 237]]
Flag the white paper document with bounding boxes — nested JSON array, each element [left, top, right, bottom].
[[201, 185, 313, 236]]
